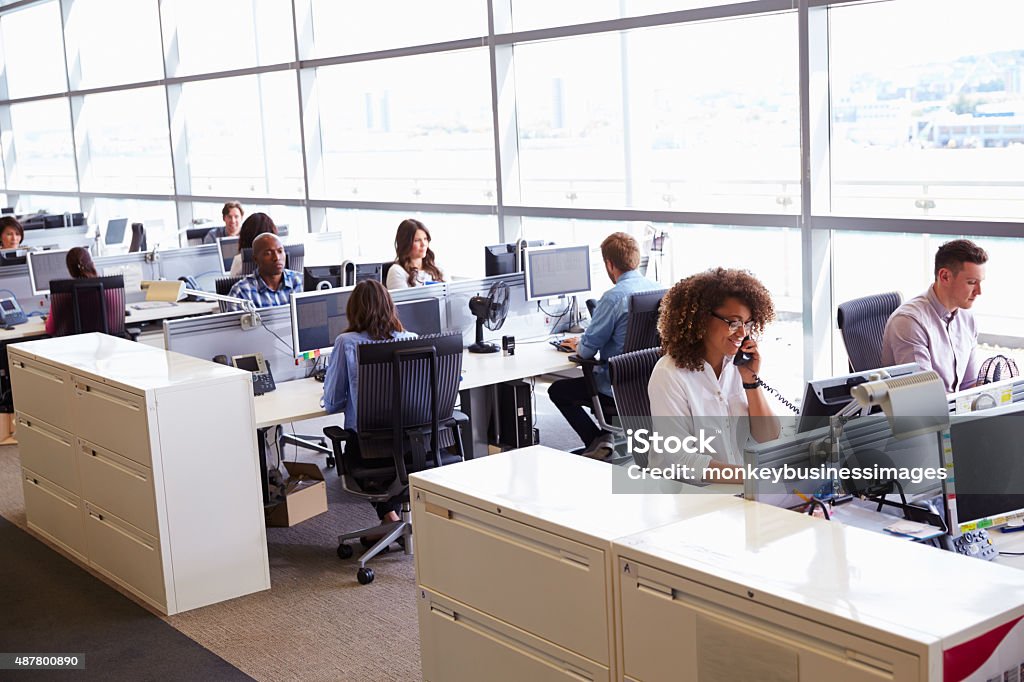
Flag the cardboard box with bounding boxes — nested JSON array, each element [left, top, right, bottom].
[[265, 461, 327, 527]]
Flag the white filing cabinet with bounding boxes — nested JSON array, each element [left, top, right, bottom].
[[410, 446, 744, 682], [10, 333, 270, 615], [614, 501, 1024, 681]]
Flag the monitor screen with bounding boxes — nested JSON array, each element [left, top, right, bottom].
[[217, 236, 240, 274], [304, 265, 343, 291], [0, 248, 27, 266], [524, 244, 591, 301], [232, 354, 261, 373], [944, 407, 1024, 531], [396, 298, 443, 335], [290, 286, 355, 358], [104, 218, 129, 246], [797, 363, 919, 433], [27, 248, 71, 296]]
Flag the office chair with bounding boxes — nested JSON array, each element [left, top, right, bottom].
[[570, 289, 666, 437], [128, 223, 147, 252], [214, 276, 244, 312], [837, 291, 903, 372], [607, 347, 664, 468], [240, 244, 303, 276], [323, 331, 465, 585], [186, 227, 214, 246], [48, 276, 139, 340]]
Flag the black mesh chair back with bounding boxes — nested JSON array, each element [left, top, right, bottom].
[[284, 244, 304, 274], [48, 275, 127, 337], [214, 275, 244, 312], [608, 347, 663, 468], [837, 291, 903, 372], [186, 227, 213, 246], [240, 248, 256, 275], [354, 331, 463, 476], [623, 289, 666, 353]]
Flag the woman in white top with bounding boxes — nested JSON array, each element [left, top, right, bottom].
[[647, 268, 780, 482], [385, 218, 445, 289]]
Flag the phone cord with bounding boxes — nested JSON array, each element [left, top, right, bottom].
[[751, 373, 799, 414]]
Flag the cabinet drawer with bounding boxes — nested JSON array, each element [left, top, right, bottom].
[[22, 469, 86, 560], [72, 378, 150, 466], [16, 413, 77, 494], [419, 589, 610, 682], [618, 559, 921, 682], [78, 438, 158, 536], [9, 356, 72, 431], [84, 502, 166, 611], [413, 490, 610, 665]]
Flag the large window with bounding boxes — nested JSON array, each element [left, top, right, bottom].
[[313, 49, 495, 204], [513, 13, 799, 212], [63, 0, 164, 89], [829, 0, 1024, 220], [8, 100, 77, 190], [0, 2, 66, 99], [180, 73, 304, 198]]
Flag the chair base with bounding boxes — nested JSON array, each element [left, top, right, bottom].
[[336, 506, 414, 584]]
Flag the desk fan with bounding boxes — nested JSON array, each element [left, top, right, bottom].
[[468, 281, 509, 353]]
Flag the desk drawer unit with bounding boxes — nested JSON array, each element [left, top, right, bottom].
[[72, 378, 150, 466], [616, 559, 921, 682], [419, 588, 611, 682], [15, 413, 77, 494], [414, 489, 610, 666], [9, 356, 72, 431], [84, 501, 165, 610], [22, 469, 86, 561], [78, 438, 158, 537]]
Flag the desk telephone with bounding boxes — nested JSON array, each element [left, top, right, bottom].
[[734, 336, 799, 414], [230, 352, 277, 395], [0, 297, 27, 327]]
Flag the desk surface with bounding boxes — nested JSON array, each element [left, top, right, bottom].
[[253, 342, 578, 430], [0, 301, 219, 342]]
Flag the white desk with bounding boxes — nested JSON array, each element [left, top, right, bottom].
[[0, 301, 219, 342], [252, 341, 578, 458]]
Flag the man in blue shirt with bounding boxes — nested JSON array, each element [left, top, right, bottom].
[[228, 232, 303, 308], [550, 232, 659, 459]]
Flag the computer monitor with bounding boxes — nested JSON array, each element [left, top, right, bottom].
[[395, 298, 443, 335], [796, 363, 919, 433], [0, 248, 27, 266], [217, 236, 240, 274], [304, 265, 344, 291], [941, 405, 1024, 534], [27, 248, 71, 296], [523, 244, 591, 301], [289, 286, 355, 359], [104, 218, 129, 246], [484, 241, 545, 276]]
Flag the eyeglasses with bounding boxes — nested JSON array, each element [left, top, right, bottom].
[[709, 312, 755, 336]]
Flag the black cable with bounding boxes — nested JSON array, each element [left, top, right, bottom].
[[750, 373, 800, 414], [1000, 551, 1024, 556], [261, 321, 293, 354]]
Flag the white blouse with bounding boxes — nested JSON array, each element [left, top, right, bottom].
[[386, 263, 443, 290], [646, 354, 751, 478]]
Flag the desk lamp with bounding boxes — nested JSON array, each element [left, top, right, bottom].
[[140, 280, 261, 330], [849, 369, 949, 440]]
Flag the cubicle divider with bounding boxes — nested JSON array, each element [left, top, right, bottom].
[[164, 305, 303, 382]]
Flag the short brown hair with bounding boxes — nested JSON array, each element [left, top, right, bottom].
[[659, 268, 775, 371], [222, 201, 243, 218], [935, 239, 987, 278], [600, 232, 640, 272], [0, 216, 23, 245], [346, 279, 405, 340]]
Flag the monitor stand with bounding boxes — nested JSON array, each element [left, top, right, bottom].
[[567, 295, 585, 334]]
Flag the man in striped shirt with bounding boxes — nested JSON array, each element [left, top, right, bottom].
[[228, 232, 303, 309]]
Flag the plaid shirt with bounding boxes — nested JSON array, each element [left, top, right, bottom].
[[228, 269, 303, 309]]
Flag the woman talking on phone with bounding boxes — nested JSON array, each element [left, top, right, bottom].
[[386, 218, 445, 289], [647, 267, 780, 482]]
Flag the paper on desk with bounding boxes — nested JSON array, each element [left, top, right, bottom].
[[883, 520, 944, 540]]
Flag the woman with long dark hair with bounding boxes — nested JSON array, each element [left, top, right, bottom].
[[44, 247, 98, 335], [385, 218, 444, 289], [322, 279, 417, 524], [229, 212, 277, 276]]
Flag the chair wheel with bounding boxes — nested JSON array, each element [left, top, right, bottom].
[[357, 567, 375, 584], [337, 543, 353, 559]]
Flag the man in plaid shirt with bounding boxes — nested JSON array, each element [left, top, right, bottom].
[[228, 232, 303, 308]]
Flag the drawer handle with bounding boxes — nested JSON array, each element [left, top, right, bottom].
[[637, 577, 675, 600]]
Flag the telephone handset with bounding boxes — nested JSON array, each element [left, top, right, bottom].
[[734, 336, 798, 414]]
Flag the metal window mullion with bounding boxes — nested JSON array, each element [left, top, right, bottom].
[[292, 0, 320, 232], [159, 1, 192, 237], [489, 0, 520, 243]]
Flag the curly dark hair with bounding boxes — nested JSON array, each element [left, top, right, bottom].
[[658, 267, 775, 371]]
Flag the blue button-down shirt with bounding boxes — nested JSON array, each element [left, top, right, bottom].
[[577, 269, 661, 396], [322, 330, 418, 430], [228, 269, 303, 309]]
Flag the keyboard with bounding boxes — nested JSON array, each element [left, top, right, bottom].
[[549, 338, 576, 353], [131, 301, 177, 310]]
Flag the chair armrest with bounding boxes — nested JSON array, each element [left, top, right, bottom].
[[323, 426, 354, 476], [569, 355, 604, 398]]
